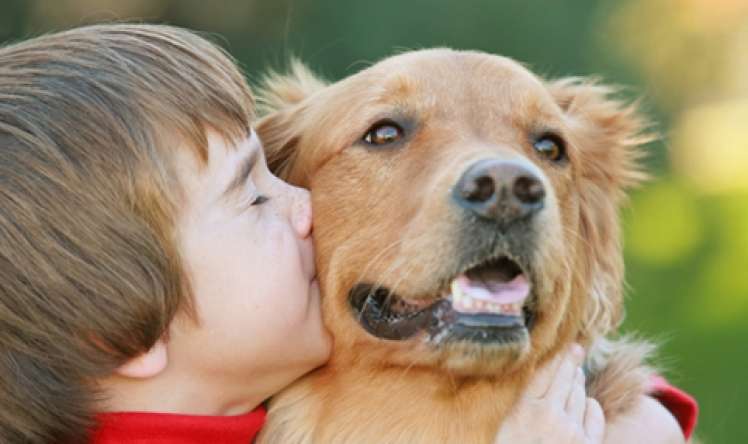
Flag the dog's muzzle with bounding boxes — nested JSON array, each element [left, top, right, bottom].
[[346, 158, 545, 345]]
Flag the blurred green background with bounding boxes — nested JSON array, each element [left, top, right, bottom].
[[1, 0, 744, 441]]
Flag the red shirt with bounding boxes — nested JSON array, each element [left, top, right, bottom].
[[650, 376, 699, 440], [91, 406, 266, 444]]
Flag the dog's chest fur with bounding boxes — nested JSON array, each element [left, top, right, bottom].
[[257, 339, 652, 444], [258, 367, 523, 444]]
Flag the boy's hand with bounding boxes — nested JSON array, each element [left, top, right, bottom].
[[494, 344, 605, 444]]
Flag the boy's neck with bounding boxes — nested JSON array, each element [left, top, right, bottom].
[[97, 367, 268, 416]]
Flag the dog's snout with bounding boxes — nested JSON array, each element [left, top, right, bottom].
[[454, 159, 545, 223]]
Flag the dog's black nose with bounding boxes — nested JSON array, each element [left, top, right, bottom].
[[453, 159, 545, 224]]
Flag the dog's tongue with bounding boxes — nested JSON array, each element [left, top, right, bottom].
[[454, 274, 530, 304]]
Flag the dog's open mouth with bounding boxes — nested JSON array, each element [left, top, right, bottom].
[[349, 256, 535, 344]]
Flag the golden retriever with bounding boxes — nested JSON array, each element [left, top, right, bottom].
[[255, 48, 655, 444]]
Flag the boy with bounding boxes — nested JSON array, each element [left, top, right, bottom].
[[0, 23, 692, 444], [0, 23, 328, 443]]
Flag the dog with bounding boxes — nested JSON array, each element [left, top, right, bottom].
[[255, 48, 655, 444]]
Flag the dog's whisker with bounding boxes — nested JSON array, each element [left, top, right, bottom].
[[353, 236, 409, 287], [355, 228, 437, 296], [380, 262, 418, 309]]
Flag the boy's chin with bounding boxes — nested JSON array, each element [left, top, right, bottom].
[[289, 304, 331, 363], [303, 279, 325, 326], [304, 320, 333, 368], [304, 320, 333, 366], [276, 280, 331, 374], [282, 334, 332, 384]]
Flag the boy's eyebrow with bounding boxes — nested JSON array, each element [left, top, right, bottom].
[[223, 149, 259, 199]]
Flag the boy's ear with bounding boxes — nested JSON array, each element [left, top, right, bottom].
[[115, 339, 168, 379], [255, 59, 327, 183], [547, 78, 654, 340]]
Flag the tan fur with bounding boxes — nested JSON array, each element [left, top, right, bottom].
[[256, 49, 655, 444], [256, 58, 328, 115], [587, 337, 657, 417]]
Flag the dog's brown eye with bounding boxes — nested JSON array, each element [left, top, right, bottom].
[[533, 133, 566, 162], [363, 121, 404, 146]]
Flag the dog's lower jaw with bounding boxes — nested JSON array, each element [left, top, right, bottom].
[[437, 341, 530, 376]]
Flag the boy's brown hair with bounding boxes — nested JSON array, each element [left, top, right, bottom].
[[0, 24, 255, 443]]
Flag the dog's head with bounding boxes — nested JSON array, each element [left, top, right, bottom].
[[257, 49, 649, 376]]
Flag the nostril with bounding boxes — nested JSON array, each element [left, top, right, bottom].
[[462, 175, 495, 203], [513, 176, 545, 204]]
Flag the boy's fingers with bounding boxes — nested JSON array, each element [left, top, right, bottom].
[[583, 398, 605, 443], [525, 343, 584, 399], [546, 344, 585, 403], [565, 367, 586, 422], [524, 353, 564, 399]]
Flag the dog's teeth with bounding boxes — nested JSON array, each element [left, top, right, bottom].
[[449, 278, 526, 315], [451, 280, 463, 303], [504, 302, 521, 315]]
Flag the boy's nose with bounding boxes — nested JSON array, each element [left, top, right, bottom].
[[291, 187, 313, 238]]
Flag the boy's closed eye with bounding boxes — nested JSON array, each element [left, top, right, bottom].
[[250, 195, 269, 206], [223, 146, 260, 201], [220, 142, 273, 211]]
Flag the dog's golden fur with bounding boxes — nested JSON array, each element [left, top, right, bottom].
[[255, 49, 655, 444]]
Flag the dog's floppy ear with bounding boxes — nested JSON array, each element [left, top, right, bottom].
[[255, 59, 328, 182], [548, 78, 654, 341]]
